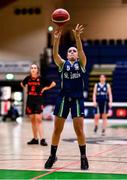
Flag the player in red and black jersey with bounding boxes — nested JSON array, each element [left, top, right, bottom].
[[21, 63, 56, 146]]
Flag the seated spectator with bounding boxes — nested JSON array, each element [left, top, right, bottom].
[[2, 105, 19, 122]]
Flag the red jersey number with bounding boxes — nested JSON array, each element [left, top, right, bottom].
[[31, 86, 35, 92]]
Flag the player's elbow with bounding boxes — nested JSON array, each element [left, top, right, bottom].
[[20, 82, 23, 88]]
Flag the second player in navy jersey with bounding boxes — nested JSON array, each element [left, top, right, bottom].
[[45, 24, 89, 170], [93, 74, 112, 136]]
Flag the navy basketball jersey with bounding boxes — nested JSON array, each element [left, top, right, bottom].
[[59, 60, 85, 97], [96, 83, 108, 102]]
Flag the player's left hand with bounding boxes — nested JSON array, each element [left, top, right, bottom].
[[72, 24, 84, 38], [41, 87, 47, 93], [54, 26, 63, 40], [108, 102, 112, 108]]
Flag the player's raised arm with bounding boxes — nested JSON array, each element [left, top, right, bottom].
[[53, 28, 65, 69], [72, 24, 87, 68]]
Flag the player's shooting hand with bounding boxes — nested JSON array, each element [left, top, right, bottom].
[[72, 24, 84, 38], [54, 27, 63, 39]]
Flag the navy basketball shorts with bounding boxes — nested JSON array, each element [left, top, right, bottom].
[[94, 101, 109, 115], [54, 96, 85, 119], [26, 96, 43, 115]]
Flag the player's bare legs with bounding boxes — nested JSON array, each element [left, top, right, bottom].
[[102, 113, 107, 136], [30, 115, 38, 139], [27, 115, 38, 144], [44, 116, 65, 168], [35, 114, 43, 139], [52, 117, 66, 145], [73, 117, 89, 170], [35, 114, 48, 146], [73, 117, 86, 145], [94, 114, 100, 133]]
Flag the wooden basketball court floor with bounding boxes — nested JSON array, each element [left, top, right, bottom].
[[0, 118, 127, 179]]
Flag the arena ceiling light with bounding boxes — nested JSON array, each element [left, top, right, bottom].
[[5, 73, 14, 80], [48, 26, 53, 32]]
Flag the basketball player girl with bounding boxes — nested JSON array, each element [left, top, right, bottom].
[[44, 24, 89, 170], [21, 63, 56, 146], [93, 74, 112, 136]]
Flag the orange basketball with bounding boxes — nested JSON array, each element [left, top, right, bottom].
[[51, 8, 70, 26]]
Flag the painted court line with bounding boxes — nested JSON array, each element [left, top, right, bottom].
[[31, 144, 123, 180], [31, 161, 79, 180]]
